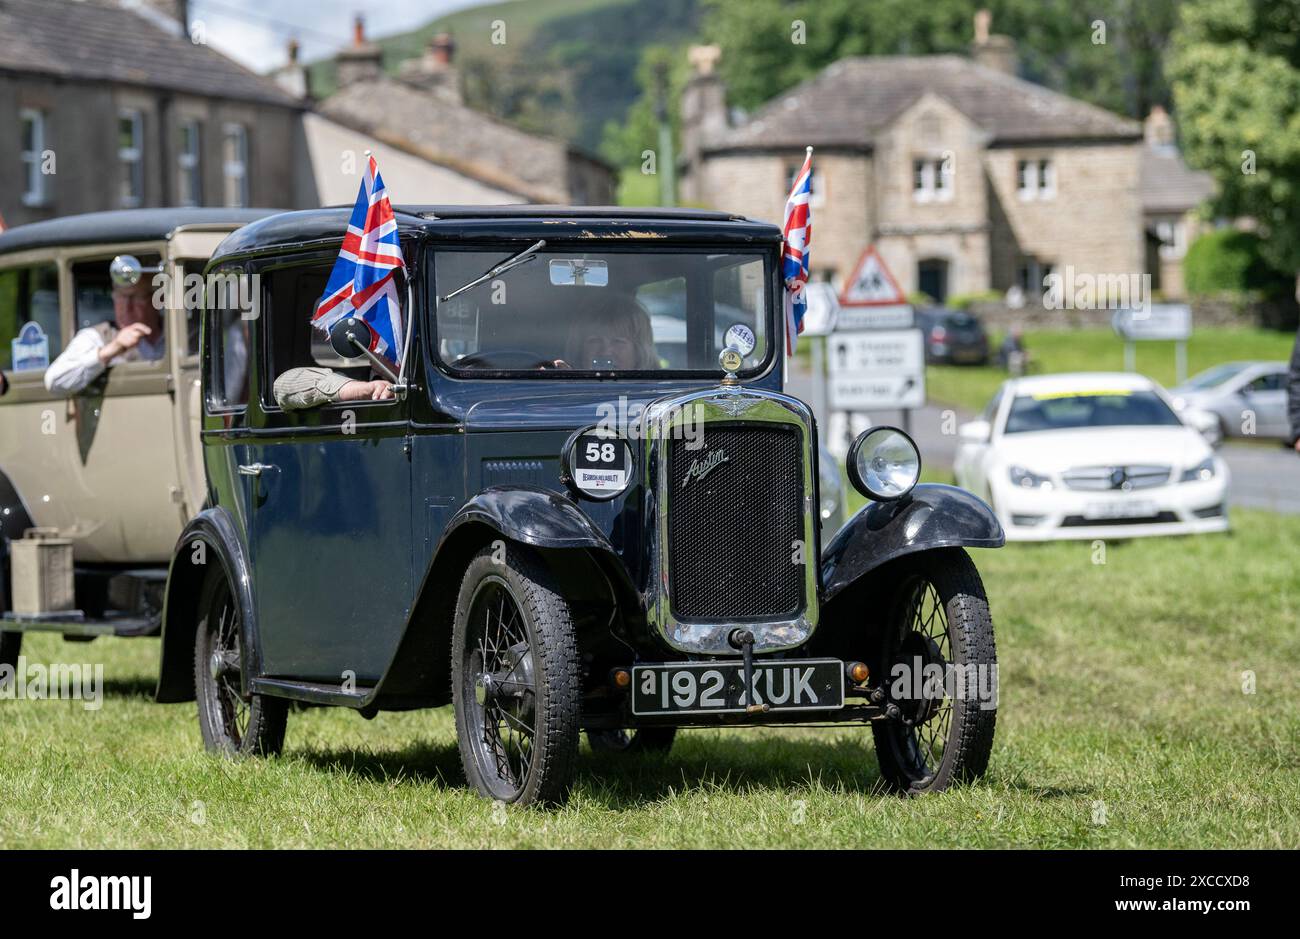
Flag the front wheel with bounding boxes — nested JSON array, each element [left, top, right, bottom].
[[871, 548, 997, 795], [452, 545, 581, 807], [193, 568, 287, 757]]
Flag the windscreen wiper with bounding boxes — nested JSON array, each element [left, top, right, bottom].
[[439, 239, 546, 302]]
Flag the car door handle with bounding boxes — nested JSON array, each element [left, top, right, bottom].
[[237, 462, 274, 477]]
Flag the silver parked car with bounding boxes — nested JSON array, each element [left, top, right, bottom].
[[1170, 361, 1290, 440]]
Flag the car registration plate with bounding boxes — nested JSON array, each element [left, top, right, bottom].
[[631, 659, 845, 716], [1083, 500, 1158, 520]]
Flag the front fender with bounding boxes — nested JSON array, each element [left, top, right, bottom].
[[820, 484, 1004, 602], [442, 485, 616, 550], [155, 506, 257, 703]]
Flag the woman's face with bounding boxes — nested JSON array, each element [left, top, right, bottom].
[[580, 332, 638, 369]]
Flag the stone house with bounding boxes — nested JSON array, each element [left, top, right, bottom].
[[0, 0, 314, 228], [680, 15, 1170, 306], [310, 24, 615, 206]]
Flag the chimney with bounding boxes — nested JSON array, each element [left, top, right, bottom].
[[397, 31, 462, 102], [336, 14, 384, 87], [428, 32, 456, 68], [681, 46, 728, 154], [971, 9, 1018, 76], [142, 0, 190, 36], [273, 38, 309, 100], [1144, 105, 1176, 149]]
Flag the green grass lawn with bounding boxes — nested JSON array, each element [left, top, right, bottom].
[[2, 508, 1297, 849], [927, 327, 1296, 413]]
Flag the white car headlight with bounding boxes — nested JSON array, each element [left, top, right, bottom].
[[1008, 465, 1053, 490], [1179, 456, 1216, 483]]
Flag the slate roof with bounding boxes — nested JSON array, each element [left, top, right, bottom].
[[711, 55, 1142, 151], [0, 0, 300, 108], [1140, 146, 1216, 214]]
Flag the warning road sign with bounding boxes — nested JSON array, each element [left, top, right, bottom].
[[840, 245, 906, 307]]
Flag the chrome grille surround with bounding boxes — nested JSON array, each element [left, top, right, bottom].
[[1060, 464, 1172, 491], [641, 385, 819, 655]]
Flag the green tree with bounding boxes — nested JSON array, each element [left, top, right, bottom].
[[700, 0, 1179, 119], [1169, 0, 1300, 275]]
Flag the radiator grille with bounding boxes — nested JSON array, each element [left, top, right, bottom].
[[666, 423, 804, 619]]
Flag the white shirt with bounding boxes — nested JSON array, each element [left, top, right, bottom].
[[44, 325, 166, 395]]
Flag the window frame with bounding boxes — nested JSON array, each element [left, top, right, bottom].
[[427, 242, 779, 382], [19, 109, 48, 207], [117, 109, 144, 208], [178, 119, 203, 208], [222, 123, 249, 208], [0, 258, 62, 375], [912, 156, 953, 203]]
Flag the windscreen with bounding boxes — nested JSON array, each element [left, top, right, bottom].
[[1004, 390, 1183, 434], [433, 247, 771, 374]]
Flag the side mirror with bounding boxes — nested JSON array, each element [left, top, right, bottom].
[[109, 255, 144, 288], [1184, 407, 1223, 448], [959, 419, 992, 443], [327, 317, 400, 384], [329, 316, 374, 359]]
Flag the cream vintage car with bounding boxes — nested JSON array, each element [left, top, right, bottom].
[[0, 209, 275, 668]]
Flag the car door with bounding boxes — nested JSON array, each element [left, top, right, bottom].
[[1240, 370, 1288, 438], [243, 259, 414, 685]]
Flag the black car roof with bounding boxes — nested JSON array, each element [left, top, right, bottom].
[[209, 205, 782, 263], [0, 208, 283, 257]]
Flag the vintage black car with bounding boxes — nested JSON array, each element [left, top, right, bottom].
[[156, 205, 1005, 806]]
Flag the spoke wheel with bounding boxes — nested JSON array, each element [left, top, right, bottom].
[[194, 569, 286, 757], [871, 548, 997, 795], [453, 545, 580, 807]]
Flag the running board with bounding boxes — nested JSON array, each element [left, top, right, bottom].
[[248, 677, 376, 708], [0, 612, 160, 638]]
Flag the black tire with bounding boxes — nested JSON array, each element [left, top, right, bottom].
[[193, 567, 286, 757], [871, 548, 997, 795], [0, 631, 19, 673], [452, 545, 580, 807], [587, 727, 677, 754], [1, 564, 19, 676]]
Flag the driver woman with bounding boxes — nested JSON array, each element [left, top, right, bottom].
[[561, 294, 659, 370]]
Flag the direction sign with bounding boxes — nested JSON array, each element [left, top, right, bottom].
[[1112, 304, 1192, 341], [827, 329, 925, 410], [840, 245, 906, 307]]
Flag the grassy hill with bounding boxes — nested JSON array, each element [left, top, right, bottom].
[[307, 0, 701, 156]]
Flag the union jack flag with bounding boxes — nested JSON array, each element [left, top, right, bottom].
[[312, 154, 406, 363], [782, 146, 813, 356]]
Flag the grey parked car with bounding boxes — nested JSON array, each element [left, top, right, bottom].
[[1170, 361, 1290, 440]]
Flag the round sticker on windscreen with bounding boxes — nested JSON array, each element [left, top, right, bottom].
[[724, 324, 756, 356]]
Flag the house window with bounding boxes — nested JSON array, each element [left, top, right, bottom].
[[178, 120, 202, 207], [117, 109, 144, 208], [1155, 217, 1187, 260], [1018, 258, 1057, 300], [1017, 158, 1055, 200], [20, 109, 48, 207], [912, 157, 953, 202], [786, 163, 826, 209], [222, 124, 249, 208]]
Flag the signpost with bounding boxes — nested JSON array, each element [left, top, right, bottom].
[[1112, 304, 1192, 384], [828, 246, 926, 440]]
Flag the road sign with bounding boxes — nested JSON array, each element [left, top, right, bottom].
[[827, 329, 925, 410], [840, 245, 906, 307], [1112, 304, 1192, 340], [836, 304, 913, 331], [799, 282, 840, 336]]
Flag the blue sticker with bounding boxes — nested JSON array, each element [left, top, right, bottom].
[[11, 322, 50, 372]]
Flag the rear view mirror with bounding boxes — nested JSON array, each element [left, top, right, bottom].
[[109, 255, 149, 288], [549, 259, 608, 287]]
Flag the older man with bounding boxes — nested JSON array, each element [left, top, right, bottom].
[[44, 274, 164, 394]]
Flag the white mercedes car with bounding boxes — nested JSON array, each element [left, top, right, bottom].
[[954, 373, 1230, 541]]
